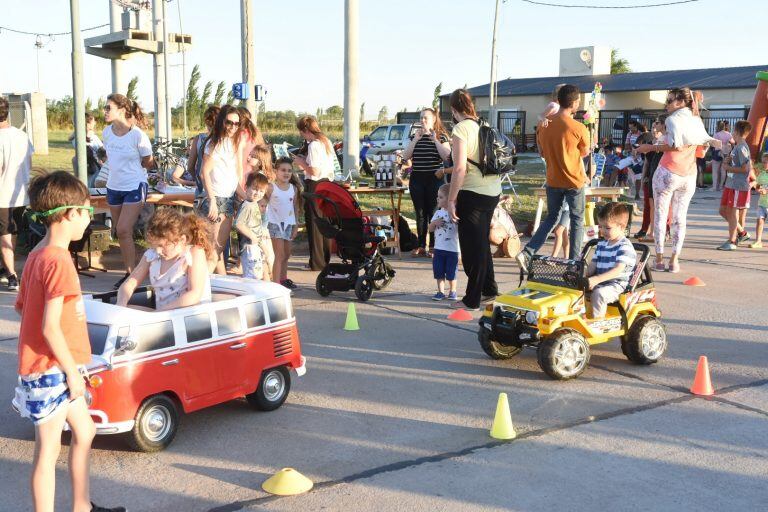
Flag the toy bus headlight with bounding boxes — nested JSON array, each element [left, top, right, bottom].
[[84, 389, 93, 406], [525, 311, 539, 325]]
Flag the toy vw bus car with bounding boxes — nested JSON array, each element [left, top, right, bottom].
[[80, 276, 305, 452]]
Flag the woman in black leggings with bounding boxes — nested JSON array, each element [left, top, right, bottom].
[[403, 108, 451, 256]]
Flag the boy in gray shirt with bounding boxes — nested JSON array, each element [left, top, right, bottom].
[[717, 120, 754, 251]]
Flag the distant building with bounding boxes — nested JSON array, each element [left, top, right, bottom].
[[439, 47, 765, 149]]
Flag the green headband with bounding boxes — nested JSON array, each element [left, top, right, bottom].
[[30, 205, 94, 222]]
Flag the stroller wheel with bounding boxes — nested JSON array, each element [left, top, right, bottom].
[[316, 270, 332, 297], [370, 260, 395, 291], [354, 275, 373, 302]]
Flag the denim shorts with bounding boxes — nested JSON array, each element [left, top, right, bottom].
[[268, 222, 295, 241], [106, 182, 148, 206], [198, 195, 236, 220], [758, 205, 768, 220], [557, 204, 570, 228], [432, 248, 459, 281]]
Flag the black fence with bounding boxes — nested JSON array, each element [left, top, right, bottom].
[[497, 111, 527, 151], [596, 107, 750, 148]]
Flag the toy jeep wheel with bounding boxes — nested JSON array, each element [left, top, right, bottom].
[[128, 394, 179, 452], [537, 329, 590, 380], [478, 326, 523, 359], [316, 271, 331, 297], [622, 315, 667, 365], [246, 366, 291, 411], [354, 275, 373, 301]]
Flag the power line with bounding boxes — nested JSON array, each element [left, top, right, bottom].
[[0, 23, 109, 38], [521, 0, 702, 8]]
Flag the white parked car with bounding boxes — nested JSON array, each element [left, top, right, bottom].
[[366, 124, 416, 154]]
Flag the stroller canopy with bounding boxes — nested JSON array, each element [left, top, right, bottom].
[[310, 181, 362, 220]]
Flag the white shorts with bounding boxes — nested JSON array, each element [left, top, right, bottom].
[[241, 244, 264, 279]]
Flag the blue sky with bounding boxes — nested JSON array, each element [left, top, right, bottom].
[[1, 0, 766, 119]]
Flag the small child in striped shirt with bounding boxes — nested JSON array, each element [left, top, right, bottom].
[[586, 202, 637, 319]]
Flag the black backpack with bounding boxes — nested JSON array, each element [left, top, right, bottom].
[[467, 119, 517, 176]]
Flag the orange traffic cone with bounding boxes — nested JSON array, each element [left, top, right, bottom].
[[447, 309, 474, 321], [690, 355, 714, 396], [683, 276, 705, 287]]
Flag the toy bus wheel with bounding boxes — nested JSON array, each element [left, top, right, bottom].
[[128, 395, 179, 452], [371, 260, 394, 290], [537, 329, 590, 380], [246, 366, 291, 411], [355, 276, 373, 301], [622, 315, 667, 365], [316, 271, 332, 297], [478, 326, 523, 359]]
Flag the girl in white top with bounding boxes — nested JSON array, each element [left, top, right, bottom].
[[200, 104, 245, 275], [265, 158, 300, 289], [102, 94, 155, 288], [117, 209, 213, 311]]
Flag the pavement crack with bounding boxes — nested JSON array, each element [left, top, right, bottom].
[[207, 393, 695, 511]]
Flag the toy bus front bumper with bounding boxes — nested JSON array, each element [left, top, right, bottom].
[[479, 307, 539, 347], [64, 409, 135, 435]]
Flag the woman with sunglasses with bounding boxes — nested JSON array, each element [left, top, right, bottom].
[[199, 104, 246, 274], [637, 87, 721, 272], [102, 93, 154, 288]]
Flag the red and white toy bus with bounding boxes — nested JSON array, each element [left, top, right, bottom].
[[80, 276, 305, 452]]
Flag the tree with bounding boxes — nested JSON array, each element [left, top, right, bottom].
[[610, 48, 631, 74], [213, 81, 226, 106], [377, 106, 389, 123], [432, 82, 442, 110], [84, 97, 93, 114], [360, 101, 365, 121], [225, 88, 235, 105], [126, 76, 139, 102], [185, 64, 201, 126], [325, 105, 343, 119]]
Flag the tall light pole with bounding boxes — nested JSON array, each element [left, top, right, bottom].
[[343, 0, 360, 174], [70, 0, 87, 183], [109, 0, 124, 93], [152, 0, 169, 142], [161, 0, 172, 141], [488, 0, 501, 127], [241, 0, 256, 121]]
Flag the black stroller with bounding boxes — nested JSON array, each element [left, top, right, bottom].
[[303, 181, 395, 301]]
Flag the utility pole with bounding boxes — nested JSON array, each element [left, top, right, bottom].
[[177, 0, 187, 139], [152, 0, 169, 142], [161, 0, 172, 141], [109, 0, 125, 93], [488, 0, 501, 127], [343, 0, 360, 174], [70, 0, 87, 184], [240, 0, 256, 122]]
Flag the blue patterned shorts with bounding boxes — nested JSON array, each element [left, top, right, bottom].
[[12, 367, 86, 425]]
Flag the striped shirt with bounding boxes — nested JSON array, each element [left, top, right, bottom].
[[411, 134, 447, 173], [592, 237, 636, 287]]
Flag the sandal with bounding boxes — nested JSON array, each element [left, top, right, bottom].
[[653, 262, 666, 272], [411, 247, 426, 257], [667, 262, 680, 273]]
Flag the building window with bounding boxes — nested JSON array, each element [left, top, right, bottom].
[[185, 313, 212, 343], [216, 308, 241, 336], [244, 302, 266, 329], [135, 321, 175, 353]]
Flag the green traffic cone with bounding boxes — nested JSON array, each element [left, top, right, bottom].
[[344, 302, 359, 331]]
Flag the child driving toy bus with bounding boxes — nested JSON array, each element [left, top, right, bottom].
[[117, 208, 214, 311], [586, 202, 637, 319]]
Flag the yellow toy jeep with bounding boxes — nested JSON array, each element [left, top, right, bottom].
[[478, 239, 666, 380]]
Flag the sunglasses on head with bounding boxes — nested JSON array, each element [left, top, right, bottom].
[[224, 120, 240, 128]]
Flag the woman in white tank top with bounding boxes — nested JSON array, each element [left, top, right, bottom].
[[265, 158, 300, 289]]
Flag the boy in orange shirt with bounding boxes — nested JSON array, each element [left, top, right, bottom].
[[12, 171, 124, 512]]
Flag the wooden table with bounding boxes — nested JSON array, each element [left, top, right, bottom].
[[349, 185, 408, 258], [89, 191, 196, 209], [532, 186, 628, 232]]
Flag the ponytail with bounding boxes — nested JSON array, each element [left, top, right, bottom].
[[106, 93, 148, 129], [130, 100, 147, 130]]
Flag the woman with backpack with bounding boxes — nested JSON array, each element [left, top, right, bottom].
[[445, 89, 502, 311], [403, 108, 451, 257]]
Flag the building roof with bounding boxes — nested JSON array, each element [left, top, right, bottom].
[[455, 65, 767, 98]]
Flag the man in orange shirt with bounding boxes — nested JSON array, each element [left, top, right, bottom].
[[517, 84, 589, 270]]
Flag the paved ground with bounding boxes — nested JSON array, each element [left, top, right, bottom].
[[0, 187, 766, 511]]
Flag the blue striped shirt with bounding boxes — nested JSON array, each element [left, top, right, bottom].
[[592, 237, 636, 287]]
